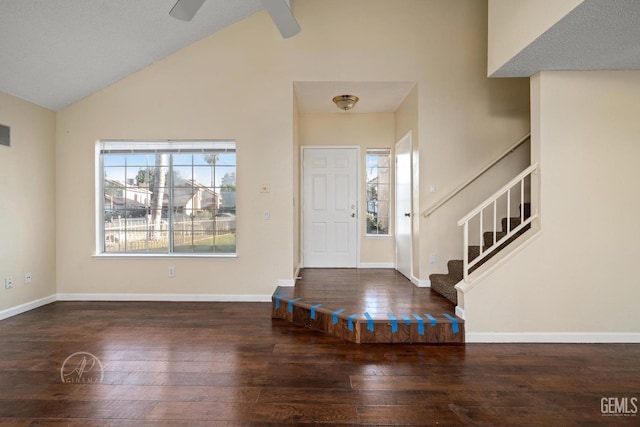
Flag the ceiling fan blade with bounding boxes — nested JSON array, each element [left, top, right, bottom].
[[169, 0, 207, 22], [262, 0, 301, 39]]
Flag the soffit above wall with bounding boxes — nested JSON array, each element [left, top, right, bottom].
[[294, 82, 416, 114], [491, 0, 640, 77]]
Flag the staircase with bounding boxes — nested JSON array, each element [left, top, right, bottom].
[[430, 203, 531, 304]]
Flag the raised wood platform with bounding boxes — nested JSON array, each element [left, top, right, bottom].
[[271, 269, 464, 344]]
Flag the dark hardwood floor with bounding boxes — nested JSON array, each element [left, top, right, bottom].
[[0, 301, 638, 425]]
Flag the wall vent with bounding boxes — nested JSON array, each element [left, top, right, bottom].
[[0, 124, 9, 147]]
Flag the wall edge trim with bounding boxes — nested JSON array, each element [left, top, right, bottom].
[[0, 294, 57, 320], [56, 293, 272, 302], [466, 332, 640, 343]]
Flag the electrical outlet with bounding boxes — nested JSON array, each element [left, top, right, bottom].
[[429, 253, 436, 264], [263, 211, 271, 220], [25, 272, 32, 284], [168, 266, 175, 278], [5, 277, 14, 289]]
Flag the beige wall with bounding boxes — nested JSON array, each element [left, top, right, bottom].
[[298, 113, 396, 266], [53, 0, 529, 298], [0, 92, 56, 313], [487, 0, 584, 76], [465, 71, 640, 338], [292, 93, 301, 275], [416, 0, 531, 280]]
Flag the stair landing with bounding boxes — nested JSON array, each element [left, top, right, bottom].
[[271, 269, 464, 344]]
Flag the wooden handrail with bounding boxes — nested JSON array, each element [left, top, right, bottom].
[[423, 132, 531, 218]]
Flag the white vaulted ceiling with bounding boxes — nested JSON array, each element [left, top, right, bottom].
[[0, 0, 265, 111], [1, 1, 640, 111]]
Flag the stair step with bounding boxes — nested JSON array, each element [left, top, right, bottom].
[[484, 231, 508, 247], [447, 260, 463, 280], [484, 223, 531, 249], [429, 274, 458, 304], [468, 245, 480, 260], [429, 202, 533, 305], [501, 217, 523, 233], [271, 287, 464, 344]]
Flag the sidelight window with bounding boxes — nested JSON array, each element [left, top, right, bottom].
[[365, 148, 391, 235]]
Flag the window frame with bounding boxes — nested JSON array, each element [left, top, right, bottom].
[[95, 140, 237, 258], [365, 148, 391, 237]]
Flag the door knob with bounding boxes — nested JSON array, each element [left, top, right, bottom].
[[404, 212, 411, 217], [351, 213, 356, 218]]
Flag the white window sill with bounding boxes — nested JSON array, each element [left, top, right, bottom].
[[365, 234, 392, 239], [92, 253, 237, 259]]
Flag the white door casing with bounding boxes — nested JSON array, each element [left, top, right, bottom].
[[395, 132, 413, 279], [302, 147, 359, 267]]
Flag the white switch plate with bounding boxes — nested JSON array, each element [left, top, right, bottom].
[[5, 277, 14, 289], [429, 183, 436, 193], [429, 253, 436, 264], [263, 211, 271, 220], [168, 266, 175, 278], [25, 272, 32, 284]]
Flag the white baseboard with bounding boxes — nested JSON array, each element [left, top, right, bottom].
[[56, 293, 272, 302], [278, 279, 296, 287], [411, 276, 431, 287], [455, 306, 465, 320], [0, 294, 57, 320], [466, 332, 640, 343], [358, 262, 395, 269]]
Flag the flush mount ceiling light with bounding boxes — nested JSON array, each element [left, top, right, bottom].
[[332, 95, 359, 111]]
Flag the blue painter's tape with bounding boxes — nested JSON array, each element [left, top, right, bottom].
[[364, 312, 374, 331], [273, 293, 287, 309], [332, 308, 345, 324], [347, 314, 359, 331], [310, 304, 323, 320], [425, 314, 437, 327], [287, 298, 302, 313], [402, 314, 411, 325], [443, 313, 459, 334], [387, 313, 398, 333], [412, 314, 425, 335]]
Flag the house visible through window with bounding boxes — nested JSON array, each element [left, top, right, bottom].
[[366, 148, 390, 235], [99, 140, 236, 255]]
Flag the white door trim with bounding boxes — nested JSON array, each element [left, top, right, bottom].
[[301, 146, 361, 268], [395, 131, 413, 280]]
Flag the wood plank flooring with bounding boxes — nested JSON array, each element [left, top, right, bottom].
[[272, 269, 463, 343], [0, 301, 638, 425]]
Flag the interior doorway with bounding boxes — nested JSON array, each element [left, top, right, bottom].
[[395, 132, 413, 279]]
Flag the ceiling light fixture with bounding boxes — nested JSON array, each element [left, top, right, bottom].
[[332, 95, 359, 111]]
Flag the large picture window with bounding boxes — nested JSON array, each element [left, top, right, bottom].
[[98, 140, 236, 255], [366, 148, 390, 235]]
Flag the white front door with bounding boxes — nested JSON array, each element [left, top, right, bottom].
[[303, 147, 358, 267], [395, 132, 413, 279]]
